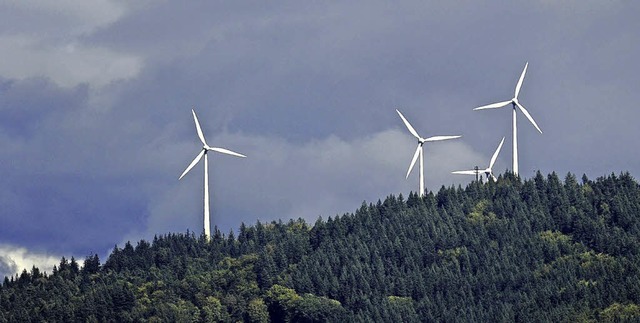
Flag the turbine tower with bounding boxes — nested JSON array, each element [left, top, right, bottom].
[[179, 109, 246, 240], [473, 62, 542, 175], [452, 137, 505, 182], [396, 109, 461, 197]]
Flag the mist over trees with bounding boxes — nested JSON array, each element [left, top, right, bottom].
[[2, 172, 640, 322]]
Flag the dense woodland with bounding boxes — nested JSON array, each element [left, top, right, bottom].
[[3, 172, 640, 322]]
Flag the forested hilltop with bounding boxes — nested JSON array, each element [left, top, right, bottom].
[[3, 172, 640, 322]]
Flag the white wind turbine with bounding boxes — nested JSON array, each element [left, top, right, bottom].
[[396, 109, 461, 197], [452, 137, 505, 182], [474, 62, 542, 175], [179, 109, 246, 240]]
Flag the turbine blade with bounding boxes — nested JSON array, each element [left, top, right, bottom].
[[489, 137, 505, 169], [192, 109, 208, 146], [515, 62, 528, 98], [179, 149, 205, 180], [424, 135, 461, 142], [406, 145, 421, 179], [491, 173, 497, 182], [473, 100, 512, 110], [396, 109, 421, 139], [516, 102, 542, 134], [207, 147, 247, 158], [452, 170, 478, 175]]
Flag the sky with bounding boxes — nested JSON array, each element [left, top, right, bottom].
[[1, 1, 639, 278]]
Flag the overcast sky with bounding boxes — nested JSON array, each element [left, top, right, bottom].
[[1, 1, 638, 278]]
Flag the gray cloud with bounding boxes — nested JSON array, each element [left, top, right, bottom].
[[0, 1, 141, 88]]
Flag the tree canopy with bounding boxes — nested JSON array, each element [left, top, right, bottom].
[[3, 172, 640, 322]]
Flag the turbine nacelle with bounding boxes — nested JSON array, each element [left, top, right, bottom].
[[479, 168, 495, 181], [482, 169, 494, 180]]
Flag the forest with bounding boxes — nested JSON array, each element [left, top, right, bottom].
[[2, 171, 640, 322]]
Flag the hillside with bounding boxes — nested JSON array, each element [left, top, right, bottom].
[[2, 172, 640, 322]]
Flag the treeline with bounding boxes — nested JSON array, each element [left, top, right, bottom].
[[2, 172, 640, 322]]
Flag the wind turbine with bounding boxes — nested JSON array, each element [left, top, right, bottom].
[[473, 62, 542, 175], [179, 109, 246, 240], [452, 137, 505, 182], [396, 109, 461, 197]]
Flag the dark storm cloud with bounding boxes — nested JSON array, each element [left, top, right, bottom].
[[1, 1, 639, 276], [0, 78, 151, 255]]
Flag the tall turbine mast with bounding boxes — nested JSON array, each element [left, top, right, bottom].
[[474, 62, 542, 175], [396, 109, 461, 196], [179, 109, 246, 240]]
